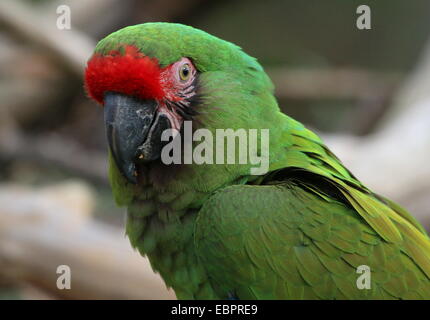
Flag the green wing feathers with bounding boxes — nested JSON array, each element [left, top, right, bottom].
[[195, 128, 430, 299], [195, 183, 430, 299], [285, 123, 430, 277]]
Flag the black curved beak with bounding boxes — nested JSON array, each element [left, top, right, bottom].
[[104, 92, 170, 184]]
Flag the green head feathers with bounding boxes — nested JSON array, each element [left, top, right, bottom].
[[86, 22, 287, 198], [95, 22, 264, 73]]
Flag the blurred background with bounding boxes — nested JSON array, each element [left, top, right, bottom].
[[1, 0, 430, 299]]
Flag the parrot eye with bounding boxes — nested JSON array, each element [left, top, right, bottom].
[[179, 63, 191, 81]]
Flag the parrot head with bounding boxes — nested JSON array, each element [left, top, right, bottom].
[[85, 23, 277, 186]]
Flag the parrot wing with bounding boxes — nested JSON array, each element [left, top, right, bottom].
[[195, 180, 430, 299]]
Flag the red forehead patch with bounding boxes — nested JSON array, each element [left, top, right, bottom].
[[84, 45, 164, 104]]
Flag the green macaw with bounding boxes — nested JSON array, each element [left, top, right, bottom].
[[84, 22, 430, 299]]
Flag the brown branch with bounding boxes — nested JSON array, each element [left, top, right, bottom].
[[0, 129, 108, 185], [0, 0, 95, 77], [0, 182, 176, 300]]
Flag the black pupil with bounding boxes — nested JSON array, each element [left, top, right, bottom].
[[182, 66, 189, 77]]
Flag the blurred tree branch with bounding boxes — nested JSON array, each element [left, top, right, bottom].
[[0, 0, 94, 77], [324, 35, 430, 231], [0, 181, 175, 299], [0, 128, 108, 185]]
